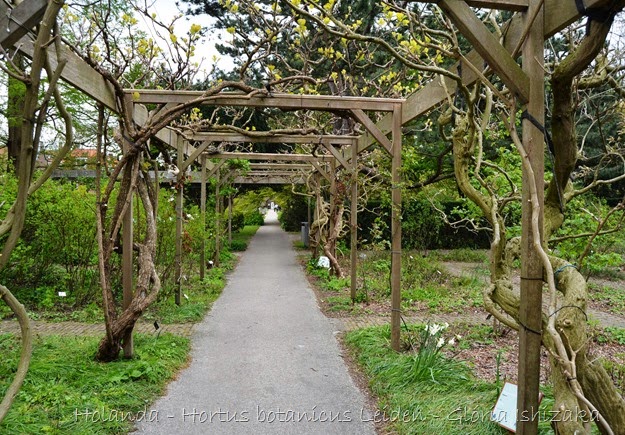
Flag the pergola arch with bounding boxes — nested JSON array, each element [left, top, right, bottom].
[[2, 0, 614, 431]]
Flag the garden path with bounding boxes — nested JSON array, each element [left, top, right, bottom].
[[134, 210, 376, 434]]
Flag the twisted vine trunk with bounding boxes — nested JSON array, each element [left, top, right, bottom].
[[324, 182, 346, 278], [95, 149, 161, 362], [0, 0, 66, 423]]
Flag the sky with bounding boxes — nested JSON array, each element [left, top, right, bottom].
[[140, 0, 235, 75]]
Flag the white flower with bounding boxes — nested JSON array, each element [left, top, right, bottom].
[[436, 337, 445, 348], [448, 338, 455, 346], [427, 323, 443, 336], [168, 196, 175, 202], [456, 334, 462, 340], [186, 213, 194, 220]]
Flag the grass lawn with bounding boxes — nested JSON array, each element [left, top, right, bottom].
[[344, 325, 561, 434], [0, 333, 189, 434]]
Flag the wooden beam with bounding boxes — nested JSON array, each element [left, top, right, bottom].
[[233, 176, 305, 185], [246, 171, 308, 176], [311, 160, 333, 183], [323, 144, 350, 170], [181, 141, 211, 171], [0, 0, 47, 49], [544, 0, 614, 38], [517, 0, 545, 433], [438, 0, 530, 103], [189, 132, 355, 145], [209, 152, 333, 162], [208, 160, 226, 178], [134, 105, 209, 165], [358, 0, 613, 154], [17, 37, 117, 111], [409, 0, 528, 11], [250, 163, 311, 170], [50, 169, 306, 184], [127, 90, 403, 112], [351, 109, 393, 154]]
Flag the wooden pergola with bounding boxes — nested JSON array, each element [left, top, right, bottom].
[[1, 0, 609, 432]]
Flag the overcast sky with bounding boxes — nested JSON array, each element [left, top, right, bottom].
[[141, 0, 234, 75]]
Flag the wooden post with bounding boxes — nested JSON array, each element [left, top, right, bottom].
[[122, 181, 133, 357], [200, 154, 207, 280], [517, 1, 545, 433], [214, 169, 221, 267], [313, 174, 320, 256], [175, 137, 184, 306], [228, 194, 232, 246], [390, 103, 403, 351], [350, 140, 358, 302], [307, 195, 311, 231], [329, 159, 337, 261]]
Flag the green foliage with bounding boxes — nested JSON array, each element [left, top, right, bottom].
[[231, 212, 245, 232], [228, 240, 248, 251], [590, 283, 625, 316], [401, 193, 444, 251], [146, 270, 225, 324], [0, 333, 189, 434], [552, 196, 625, 278], [0, 180, 99, 309], [232, 187, 288, 217], [344, 325, 505, 434], [244, 210, 265, 226], [278, 192, 309, 232], [597, 327, 625, 345]]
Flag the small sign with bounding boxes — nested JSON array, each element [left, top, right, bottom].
[[317, 256, 330, 269], [492, 382, 518, 432], [58, 291, 67, 297], [492, 382, 544, 432]]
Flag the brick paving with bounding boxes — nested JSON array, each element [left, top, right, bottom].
[[0, 319, 194, 337], [1, 306, 622, 339]]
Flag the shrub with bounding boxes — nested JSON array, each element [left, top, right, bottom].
[[244, 210, 265, 226], [231, 212, 245, 232], [228, 240, 247, 252]]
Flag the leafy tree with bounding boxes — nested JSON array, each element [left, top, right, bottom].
[[180, 1, 625, 432], [0, 0, 70, 422]]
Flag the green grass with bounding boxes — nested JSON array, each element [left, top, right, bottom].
[[143, 268, 226, 324], [230, 225, 260, 246], [307, 250, 485, 315], [345, 325, 504, 434], [588, 284, 625, 315], [0, 333, 189, 434], [345, 325, 557, 434]]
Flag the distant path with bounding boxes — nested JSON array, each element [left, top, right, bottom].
[[136, 210, 375, 434]]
